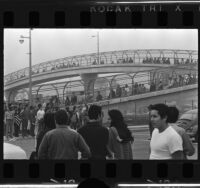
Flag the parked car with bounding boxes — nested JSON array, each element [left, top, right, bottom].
[[177, 109, 198, 142], [4, 142, 27, 159]]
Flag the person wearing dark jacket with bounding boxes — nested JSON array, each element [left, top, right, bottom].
[[78, 105, 111, 159]]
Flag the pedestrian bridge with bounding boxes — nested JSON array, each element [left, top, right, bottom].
[[4, 49, 198, 102], [5, 63, 176, 91], [4, 49, 198, 91]]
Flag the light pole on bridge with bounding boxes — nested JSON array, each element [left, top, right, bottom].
[[19, 29, 33, 106], [92, 31, 100, 65]]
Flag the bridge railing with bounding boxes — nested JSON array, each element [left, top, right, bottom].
[[31, 71, 198, 110], [4, 49, 198, 84]]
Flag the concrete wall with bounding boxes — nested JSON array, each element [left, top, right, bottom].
[[96, 84, 198, 123]]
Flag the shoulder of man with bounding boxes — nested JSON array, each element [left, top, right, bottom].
[[167, 126, 182, 139], [78, 125, 88, 132], [171, 124, 185, 136]]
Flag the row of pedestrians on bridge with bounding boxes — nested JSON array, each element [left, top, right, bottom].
[[63, 72, 197, 105], [6, 55, 197, 83]]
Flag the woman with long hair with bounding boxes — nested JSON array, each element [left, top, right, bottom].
[[108, 109, 134, 159]]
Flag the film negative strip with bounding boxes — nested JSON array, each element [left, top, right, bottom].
[[1, 0, 199, 187]]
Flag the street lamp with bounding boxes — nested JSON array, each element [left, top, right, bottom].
[[92, 31, 100, 65], [19, 29, 32, 106]]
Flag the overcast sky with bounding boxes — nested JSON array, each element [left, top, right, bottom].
[[4, 29, 198, 75]]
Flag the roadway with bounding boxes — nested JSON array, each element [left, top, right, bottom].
[[130, 126, 151, 159]]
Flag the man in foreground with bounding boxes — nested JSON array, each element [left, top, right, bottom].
[[38, 109, 91, 159], [78, 105, 111, 159]]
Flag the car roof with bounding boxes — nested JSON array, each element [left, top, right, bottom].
[[179, 109, 198, 121]]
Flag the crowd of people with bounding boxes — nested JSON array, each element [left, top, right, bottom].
[[95, 73, 197, 102], [4, 103, 135, 160], [4, 101, 196, 160], [143, 57, 171, 64], [4, 101, 89, 141], [174, 58, 198, 65], [6, 55, 197, 83]]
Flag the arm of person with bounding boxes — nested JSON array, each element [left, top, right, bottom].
[[38, 134, 49, 159], [77, 134, 91, 159], [106, 145, 114, 159], [171, 150, 184, 160], [116, 136, 123, 142], [182, 132, 195, 156]]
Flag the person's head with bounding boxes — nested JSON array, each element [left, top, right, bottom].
[[44, 112, 56, 130], [88, 105, 102, 121], [167, 106, 179, 123], [54, 109, 69, 126], [148, 103, 170, 129], [108, 109, 124, 126], [38, 104, 42, 109]]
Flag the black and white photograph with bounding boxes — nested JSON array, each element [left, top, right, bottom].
[[3, 29, 198, 160]]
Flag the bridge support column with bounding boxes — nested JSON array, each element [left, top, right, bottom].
[[81, 73, 98, 98], [150, 69, 172, 86]]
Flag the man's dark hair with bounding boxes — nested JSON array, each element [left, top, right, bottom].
[[88, 105, 102, 120], [54, 109, 69, 125], [149, 104, 179, 123], [148, 103, 169, 122], [38, 104, 42, 109]]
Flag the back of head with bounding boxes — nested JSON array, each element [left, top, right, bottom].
[[88, 105, 102, 120], [54, 109, 69, 125], [108, 109, 124, 125], [108, 109, 132, 140], [38, 104, 42, 109], [44, 112, 56, 130], [167, 106, 179, 123]]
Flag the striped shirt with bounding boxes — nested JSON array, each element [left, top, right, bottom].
[[14, 114, 22, 127]]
